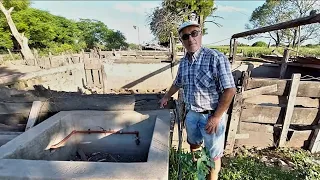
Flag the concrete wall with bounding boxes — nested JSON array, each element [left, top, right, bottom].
[[0, 112, 77, 161], [69, 111, 157, 160], [4, 60, 282, 94], [104, 62, 177, 90], [103, 61, 280, 91], [0, 110, 171, 180], [0, 111, 157, 161], [9, 64, 85, 92]]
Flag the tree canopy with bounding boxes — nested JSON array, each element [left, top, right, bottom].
[[246, 0, 320, 47], [148, 0, 218, 44], [0, 0, 128, 54]]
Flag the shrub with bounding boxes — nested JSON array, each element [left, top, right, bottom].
[[252, 41, 268, 47]]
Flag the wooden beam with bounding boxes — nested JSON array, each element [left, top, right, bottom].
[[246, 78, 320, 97], [0, 94, 175, 115], [232, 39, 237, 63], [242, 84, 277, 99], [84, 63, 102, 70], [278, 74, 301, 147], [232, 13, 320, 39], [279, 49, 290, 78], [25, 101, 42, 131], [0, 102, 32, 115], [237, 122, 312, 149], [101, 65, 108, 94], [225, 94, 243, 154], [92, 70, 100, 85], [309, 120, 320, 153], [241, 104, 319, 125], [244, 95, 320, 108]]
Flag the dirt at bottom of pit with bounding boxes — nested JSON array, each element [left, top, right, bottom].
[[70, 151, 147, 162]]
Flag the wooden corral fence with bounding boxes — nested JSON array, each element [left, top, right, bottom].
[[225, 71, 320, 153], [1, 49, 185, 68]]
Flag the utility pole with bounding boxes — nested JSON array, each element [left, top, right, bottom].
[[133, 25, 141, 49]]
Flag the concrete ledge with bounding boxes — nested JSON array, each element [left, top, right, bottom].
[[0, 110, 171, 180]]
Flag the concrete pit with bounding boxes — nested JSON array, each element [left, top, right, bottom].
[[0, 110, 171, 180]]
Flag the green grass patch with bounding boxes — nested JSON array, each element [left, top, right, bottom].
[[207, 46, 320, 57], [176, 45, 320, 57], [169, 147, 320, 180]]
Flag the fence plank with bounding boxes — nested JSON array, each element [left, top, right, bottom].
[[278, 74, 301, 147], [242, 84, 277, 99], [241, 104, 318, 125], [25, 101, 42, 131], [247, 78, 320, 97], [309, 119, 320, 153], [279, 49, 290, 78], [225, 94, 243, 154]]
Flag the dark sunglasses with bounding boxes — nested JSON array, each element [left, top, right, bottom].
[[181, 30, 200, 40]]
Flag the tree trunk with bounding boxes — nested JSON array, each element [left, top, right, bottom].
[[0, 2, 35, 65], [292, 28, 298, 47], [276, 32, 280, 47]]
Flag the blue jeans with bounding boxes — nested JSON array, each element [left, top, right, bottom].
[[185, 110, 227, 160]]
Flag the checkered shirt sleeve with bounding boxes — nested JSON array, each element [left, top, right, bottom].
[[216, 53, 235, 90]]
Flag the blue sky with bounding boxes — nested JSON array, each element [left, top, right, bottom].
[[30, 0, 267, 46]]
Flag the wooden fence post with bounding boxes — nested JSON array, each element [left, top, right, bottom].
[[7, 49, 14, 61], [309, 119, 320, 153], [170, 32, 176, 62], [231, 39, 237, 64], [280, 49, 290, 78], [225, 71, 249, 154], [81, 49, 84, 63], [48, 52, 52, 68], [25, 101, 42, 131], [278, 73, 300, 147], [101, 64, 108, 94], [33, 48, 39, 66]]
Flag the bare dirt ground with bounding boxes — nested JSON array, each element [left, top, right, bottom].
[[0, 64, 41, 78]]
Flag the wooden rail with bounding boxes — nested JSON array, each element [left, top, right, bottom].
[[226, 72, 320, 153]]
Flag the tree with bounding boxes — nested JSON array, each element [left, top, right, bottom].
[[252, 41, 267, 47], [148, 0, 219, 44], [246, 0, 320, 47], [0, 7, 85, 54], [77, 19, 128, 50], [105, 30, 128, 50], [0, 0, 35, 63]]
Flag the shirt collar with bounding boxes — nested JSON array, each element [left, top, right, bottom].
[[185, 46, 203, 63]]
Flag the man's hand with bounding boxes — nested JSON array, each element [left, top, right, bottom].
[[159, 96, 169, 108], [205, 116, 221, 134]]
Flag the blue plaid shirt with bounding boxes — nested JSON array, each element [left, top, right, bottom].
[[173, 46, 235, 112]]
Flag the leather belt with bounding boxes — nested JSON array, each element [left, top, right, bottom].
[[199, 110, 214, 114]]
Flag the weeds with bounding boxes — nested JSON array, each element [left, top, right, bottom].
[[169, 147, 214, 180], [169, 147, 320, 180]]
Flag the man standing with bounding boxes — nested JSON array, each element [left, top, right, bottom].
[[159, 21, 236, 180]]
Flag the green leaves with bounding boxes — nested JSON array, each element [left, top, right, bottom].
[[247, 0, 320, 47], [0, 6, 128, 53], [148, 0, 217, 44], [76, 19, 128, 51], [169, 147, 214, 180], [2, 0, 30, 11]]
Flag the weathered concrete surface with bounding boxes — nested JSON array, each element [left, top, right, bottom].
[[104, 62, 177, 91], [1, 63, 85, 93], [0, 110, 171, 180]]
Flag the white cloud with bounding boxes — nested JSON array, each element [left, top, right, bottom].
[[215, 5, 248, 13], [113, 2, 160, 15]]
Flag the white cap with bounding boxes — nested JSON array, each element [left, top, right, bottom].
[[178, 21, 200, 33]]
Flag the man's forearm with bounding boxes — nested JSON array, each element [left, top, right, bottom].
[[164, 84, 180, 98], [213, 88, 236, 119]]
